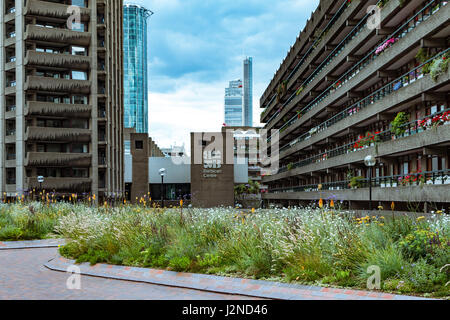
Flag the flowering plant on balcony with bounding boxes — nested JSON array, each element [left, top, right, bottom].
[[375, 37, 399, 55], [354, 131, 381, 149], [429, 52, 450, 82], [333, 80, 342, 89], [399, 172, 425, 186], [418, 111, 450, 130]]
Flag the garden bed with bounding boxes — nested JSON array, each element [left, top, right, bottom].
[[0, 203, 448, 298], [55, 206, 449, 298]]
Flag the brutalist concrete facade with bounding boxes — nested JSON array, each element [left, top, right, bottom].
[[260, 0, 450, 211], [0, 0, 124, 200], [191, 131, 235, 208]]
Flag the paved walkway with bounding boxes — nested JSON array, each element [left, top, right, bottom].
[[0, 240, 429, 300], [0, 247, 258, 300]]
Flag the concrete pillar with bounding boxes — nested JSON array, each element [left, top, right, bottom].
[[90, 0, 99, 201], [0, 0, 5, 197], [15, 0, 25, 195]]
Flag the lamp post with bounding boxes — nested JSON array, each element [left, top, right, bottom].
[[37, 176, 44, 201], [364, 155, 377, 211], [159, 168, 166, 208]]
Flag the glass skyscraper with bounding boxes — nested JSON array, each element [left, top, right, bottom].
[[224, 80, 243, 127], [243, 57, 253, 127], [123, 4, 153, 133]]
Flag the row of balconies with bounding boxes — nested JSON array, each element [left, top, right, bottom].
[[260, 0, 369, 106], [260, 0, 378, 116], [262, 0, 448, 125], [275, 50, 450, 160], [263, 170, 450, 203], [263, 119, 450, 184]]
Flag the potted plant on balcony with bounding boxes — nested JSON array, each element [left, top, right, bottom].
[[390, 112, 409, 138], [349, 176, 364, 189], [277, 80, 288, 103], [287, 163, 294, 171], [429, 53, 450, 82]]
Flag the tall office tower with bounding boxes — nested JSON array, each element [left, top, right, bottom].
[[260, 0, 450, 210], [0, 0, 124, 200], [224, 80, 243, 127], [243, 57, 253, 127], [123, 3, 152, 134]]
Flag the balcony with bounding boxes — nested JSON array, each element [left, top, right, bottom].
[[25, 25, 91, 46], [264, 112, 450, 183], [277, 50, 450, 157], [25, 152, 92, 167], [25, 50, 91, 70], [25, 76, 91, 94], [265, 170, 450, 203], [25, 0, 91, 21], [26, 101, 92, 118], [265, 0, 449, 130], [26, 126, 91, 142], [27, 177, 92, 191]]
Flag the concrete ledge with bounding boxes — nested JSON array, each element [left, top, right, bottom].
[[0, 239, 65, 250], [263, 184, 450, 203], [45, 253, 428, 300]]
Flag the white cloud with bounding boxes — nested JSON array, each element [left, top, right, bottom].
[[149, 80, 225, 152]]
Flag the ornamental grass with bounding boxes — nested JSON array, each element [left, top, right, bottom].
[[0, 203, 448, 297]]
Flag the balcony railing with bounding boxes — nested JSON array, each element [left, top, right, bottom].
[[278, 48, 450, 153], [276, 107, 450, 174], [269, 170, 450, 194], [266, 0, 448, 133], [261, 0, 354, 113], [263, 1, 376, 121], [6, 129, 16, 136]]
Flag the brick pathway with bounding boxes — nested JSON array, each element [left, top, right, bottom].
[[0, 247, 259, 300], [46, 254, 427, 300], [0, 241, 431, 300]]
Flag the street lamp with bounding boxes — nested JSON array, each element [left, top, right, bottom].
[[364, 155, 377, 211], [37, 176, 44, 201], [159, 168, 166, 208]]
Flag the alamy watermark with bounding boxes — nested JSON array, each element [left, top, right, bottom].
[[366, 265, 381, 290], [67, 5, 82, 31], [367, 5, 382, 30], [66, 265, 81, 290]]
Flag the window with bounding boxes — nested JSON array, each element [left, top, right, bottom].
[[73, 95, 88, 104], [135, 140, 143, 150], [71, 46, 87, 56], [71, 71, 87, 80], [71, 0, 86, 8]]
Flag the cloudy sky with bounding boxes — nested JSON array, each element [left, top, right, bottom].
[[126, 0, 319, 151]]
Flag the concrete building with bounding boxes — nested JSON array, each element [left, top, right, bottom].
[[1, 0, 125, 199], [260, 0, 450, 212], [124, 128, 164, 200], [124, 131, 250, 206]]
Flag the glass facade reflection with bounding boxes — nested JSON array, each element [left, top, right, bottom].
[[123, 4, 153, 133], [224, 80, 243, 127], [243, 57, 253, 127]]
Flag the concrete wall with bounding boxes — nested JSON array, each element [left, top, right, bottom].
[[191, 132, 235, 208]]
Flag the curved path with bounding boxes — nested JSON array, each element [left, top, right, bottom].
[[0, 246, 259, 300], [0, 240, 429, 300]]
